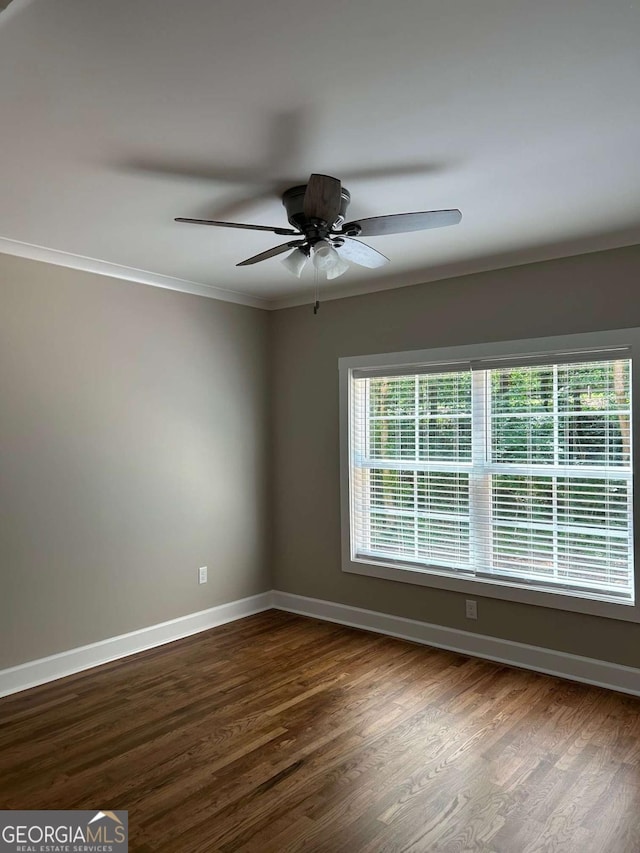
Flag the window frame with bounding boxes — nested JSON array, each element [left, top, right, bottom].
[[339, 329, 640, 623]]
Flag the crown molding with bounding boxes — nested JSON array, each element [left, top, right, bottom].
[[3, 232, 640, 314], [271, 233, 640, 310], [0, 236, 272, 310]]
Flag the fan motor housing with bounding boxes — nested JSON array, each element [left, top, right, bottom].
[[282, 184, 351, 234]]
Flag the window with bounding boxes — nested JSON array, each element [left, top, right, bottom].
[[340, 332, 639, 622]]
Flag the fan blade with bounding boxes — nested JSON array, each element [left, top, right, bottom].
[[334, 238, 389, 269], [237, 241, 304, 267], [340, 209, 462, 237], [303, 174, 342, 225], [175, 217, 297, 236]]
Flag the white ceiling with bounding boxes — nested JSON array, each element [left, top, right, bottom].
[[1, 0, 639, 309]]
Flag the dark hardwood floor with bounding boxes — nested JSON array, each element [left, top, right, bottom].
[[1, 610, 639, 852]]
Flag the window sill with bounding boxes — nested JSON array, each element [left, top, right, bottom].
[[342, 554, 639, 623]]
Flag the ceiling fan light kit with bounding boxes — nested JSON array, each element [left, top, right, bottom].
[[311, 239, 345, 274], [175, 173, 462, 293], [324, 252, 350, 281], [280, 246, 309, 278]]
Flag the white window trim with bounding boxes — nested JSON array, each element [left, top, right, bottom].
[[339, 329, 640, 624]]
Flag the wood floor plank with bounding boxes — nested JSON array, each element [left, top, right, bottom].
[[1, 610, 639, 852]]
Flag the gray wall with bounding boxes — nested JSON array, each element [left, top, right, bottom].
[[4, 244, 640, 674], [270, 245, 640, 668], [0, 253, 270, 668]]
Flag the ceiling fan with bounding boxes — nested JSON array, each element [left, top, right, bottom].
[[175, 173, 461, 280]]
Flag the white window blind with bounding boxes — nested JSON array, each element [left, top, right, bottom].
[[349, 354, 634, 603]]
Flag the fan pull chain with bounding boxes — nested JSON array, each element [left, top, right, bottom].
[[313, 265, 320, 315]]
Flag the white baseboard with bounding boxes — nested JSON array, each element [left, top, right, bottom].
[[0, 591, 273, 697], [3, 589, 638, 699], [272, 591, 640, 697]]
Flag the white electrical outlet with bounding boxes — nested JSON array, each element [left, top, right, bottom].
[[198, 566, 207, 584], [465, 599, 478, 620]]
